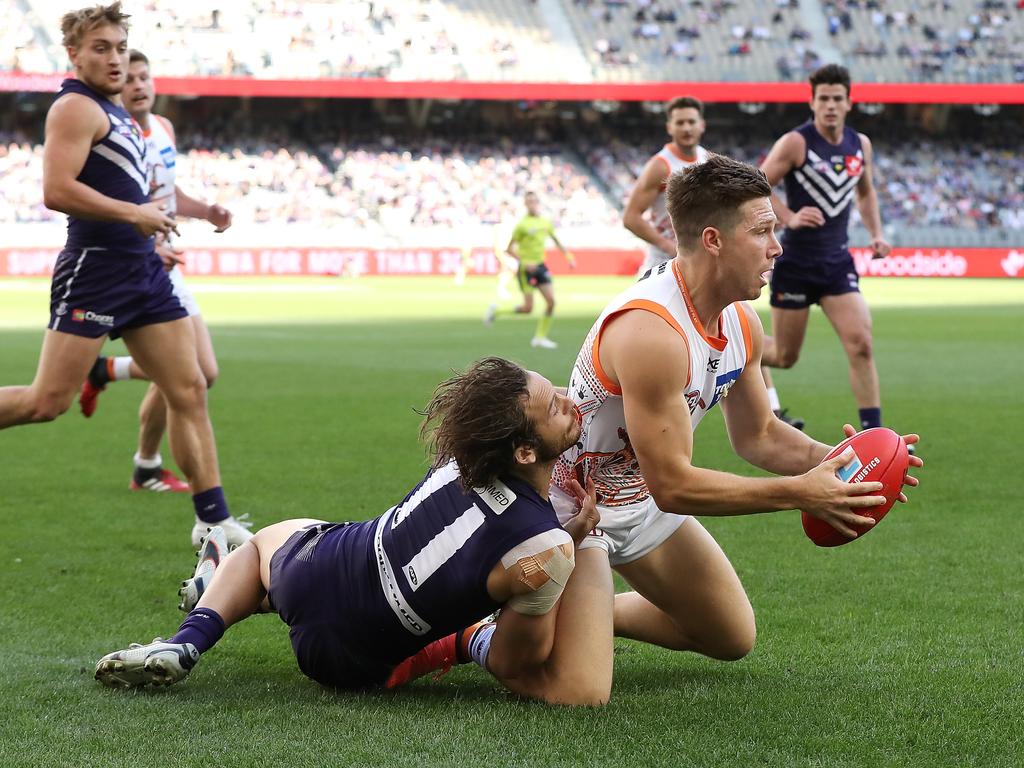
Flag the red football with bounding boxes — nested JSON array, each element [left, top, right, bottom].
[[802, 427, 909, 547]]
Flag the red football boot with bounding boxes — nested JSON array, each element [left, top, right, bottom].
[[130, 468, 191, 493]]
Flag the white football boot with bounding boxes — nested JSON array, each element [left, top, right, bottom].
[[190, 513, 253, 549], [179, 525, 228, 613], [95, 639, 198, 689], [530, 337, 558, 349]]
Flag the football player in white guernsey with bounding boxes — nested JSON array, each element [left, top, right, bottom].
[[76, 51, 241, 523], [533, 156, 922, 697], [623, 95, 709, 276]]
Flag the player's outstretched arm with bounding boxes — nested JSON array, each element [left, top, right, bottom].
[[721, 304, 831, 474], [623, 157, 675, 256], [603, 309, 885, 529], [42, 95, 175, 238], [760, 132, 824, 230]]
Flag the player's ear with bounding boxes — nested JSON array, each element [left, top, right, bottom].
[[513, 443, 537, 467], [701, 226, 722, 255]]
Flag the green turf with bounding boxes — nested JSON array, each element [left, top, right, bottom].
[[1, 276, 1021, 768]]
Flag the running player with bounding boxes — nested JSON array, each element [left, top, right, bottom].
[[622, 95, 709, 276], [759, 64, 893, 435], [0, 3, 251, 547], [95, 358, 606, 705], [485, 191, 575, 349], [77, 49, 233, 495]]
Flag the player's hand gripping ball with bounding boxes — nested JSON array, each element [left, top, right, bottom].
[[803, 427, 909, 547]]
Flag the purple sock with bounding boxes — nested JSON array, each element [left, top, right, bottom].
[[171, 608, 226, 654], [193, 486, 229, 524], [859, 407, 882, 430]]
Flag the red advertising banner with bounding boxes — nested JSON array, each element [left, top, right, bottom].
[[2, 247, 1022, 279], [2, 72, 1023, 104]]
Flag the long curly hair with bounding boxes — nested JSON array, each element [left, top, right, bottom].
[[419, 357, 538, 489]]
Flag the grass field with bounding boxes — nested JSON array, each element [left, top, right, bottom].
[[1, 276, 1021, 768]]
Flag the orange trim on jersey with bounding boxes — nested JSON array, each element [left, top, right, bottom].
[[672, 261, 728, 352], [655, 154, 671, 191], [154, 114, 175, 146], [592, 299, 693, 396], [665, 143, 697, 163], [734, 302, 753, 366]]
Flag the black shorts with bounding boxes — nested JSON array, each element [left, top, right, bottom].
[[518, 262, 552, 292], [268, 522, 396, 690], [769, 252, 861, 310], [48, 247, 186, 339]]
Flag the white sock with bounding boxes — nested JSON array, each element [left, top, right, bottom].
[[767, 386, 781, 412], [468, 623, 496, 670], [111, 356, 134, 381], [133, 451, 162, 470]]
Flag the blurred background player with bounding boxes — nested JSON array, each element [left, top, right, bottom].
[[0, 2, 251, 548], [96, 358, 607, 706], [622, 96, 709, 276], [77, 49, 235, 495], [759, 64, 893, 437], [485, 191, 575, 349]]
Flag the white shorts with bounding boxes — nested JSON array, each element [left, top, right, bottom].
[[168, 265, 200, 317], [551, 488, 687, 567]]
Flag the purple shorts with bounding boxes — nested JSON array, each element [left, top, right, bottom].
[[48, 246, 187, 339], [268, 522, 398, 690], [769, 252, 861, 310]]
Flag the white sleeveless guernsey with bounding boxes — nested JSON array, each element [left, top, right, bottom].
[[144, 114, 177, 214], [553, 258, 753, 526], [644, 143, 710, 269]]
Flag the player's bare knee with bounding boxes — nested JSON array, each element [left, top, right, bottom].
[[775, 347, 800, 368], [709, 615, 757, 661], [28, 390, 74, 422], [847, 334, 873, 361]]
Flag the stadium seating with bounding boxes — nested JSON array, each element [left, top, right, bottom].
[[821, 0, 1024, 83], [3, 125, 1020, 247], [15, 0, 1022, 83]]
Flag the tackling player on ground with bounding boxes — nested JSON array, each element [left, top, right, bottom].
[[758, 64, 894, 438], [96, 358, 605, 705], [485, 191, 575, 349], [77, 49, 235, 498], [0, 3, 251, 547]]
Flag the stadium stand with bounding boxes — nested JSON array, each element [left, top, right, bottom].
[[821, 0, 1024, 83], [12, 0, 1021, 82], [3, 113, 1021, 247]]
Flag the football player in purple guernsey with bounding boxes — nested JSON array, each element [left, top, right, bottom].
[[96, 358, 608, 705]]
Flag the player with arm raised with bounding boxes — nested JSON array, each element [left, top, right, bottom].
[[96, 358, 607, 706], [622, 96, 709, 277], [0, 3, 250, 547], [758, 64, 894, 438], [76, 50, 239, 516], [500, 156, 919, 702]]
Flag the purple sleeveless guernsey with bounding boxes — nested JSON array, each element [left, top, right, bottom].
[[780, 121, 864, 269], [58, 78, 154, 257]]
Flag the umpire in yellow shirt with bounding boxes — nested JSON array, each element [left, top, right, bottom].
[[487, 191, 575, 349]]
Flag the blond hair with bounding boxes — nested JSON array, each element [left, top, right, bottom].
[[61, 2, 130, 47]]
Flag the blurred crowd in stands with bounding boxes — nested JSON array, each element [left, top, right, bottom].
[[3, 123, 1021, 245], [2, 0, 1020, 83]]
